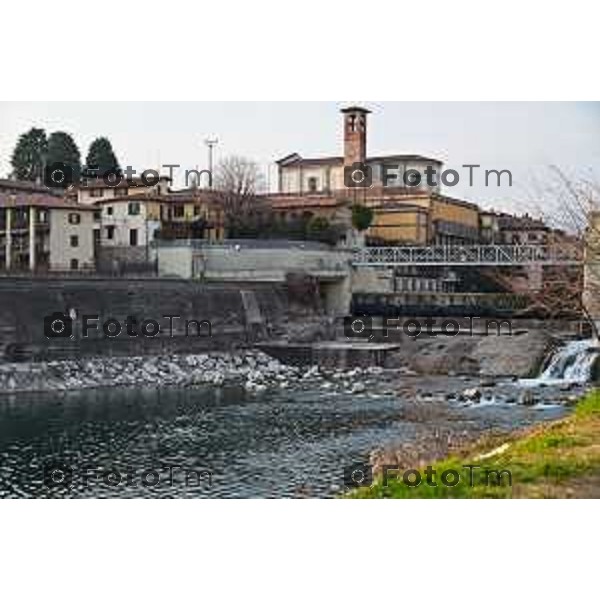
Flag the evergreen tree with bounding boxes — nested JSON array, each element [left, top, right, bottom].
[[10, 128, 47, 181], [46, 132, 81, 176], [86, 137, 120, 176], [352, 204, 374, 231]]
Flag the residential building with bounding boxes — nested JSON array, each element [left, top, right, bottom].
[[96, 196, 163, 248], [0, 192, 96, 272], [93, 195, 164, 271], [160, 189, 226, 242], [73, 174, 171, 205], [0, 178, 64, 197], [496, 212, 551, 245], [92, 190, 226, 272]]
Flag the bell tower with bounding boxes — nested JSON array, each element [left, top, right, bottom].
[[341, 106, 370, 167]]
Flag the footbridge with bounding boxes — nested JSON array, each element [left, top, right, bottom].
[[351, 244, 583, 267]]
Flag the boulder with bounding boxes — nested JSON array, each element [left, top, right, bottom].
[[460, 388, 482, 402]]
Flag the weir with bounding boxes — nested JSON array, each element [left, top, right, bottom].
[[522, 339, 599, 386]]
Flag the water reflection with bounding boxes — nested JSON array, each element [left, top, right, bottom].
[[0, 383, 566, 498]]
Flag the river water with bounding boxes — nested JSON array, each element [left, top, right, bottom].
[[0, 380, 567, 498]]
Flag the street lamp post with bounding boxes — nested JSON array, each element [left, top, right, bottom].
[[204, 138, 218, 189]]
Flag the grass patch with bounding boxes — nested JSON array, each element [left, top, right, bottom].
[[348, 389, 600, 499]]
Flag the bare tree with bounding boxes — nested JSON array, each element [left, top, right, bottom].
[[506, 168, 600, 337], [213, 155, 269, 237]]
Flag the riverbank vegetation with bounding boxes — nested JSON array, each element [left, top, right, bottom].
[[351, 389, 600, 499]]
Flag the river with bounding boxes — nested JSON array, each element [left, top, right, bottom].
[[0, 379, 567, 498]]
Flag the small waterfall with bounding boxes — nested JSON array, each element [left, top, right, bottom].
[[524, 339, 599, 386]]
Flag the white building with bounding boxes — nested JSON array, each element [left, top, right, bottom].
[[277, 153, 443, 195], [0, 192, 96, 272], [95, 197, 163, 248]]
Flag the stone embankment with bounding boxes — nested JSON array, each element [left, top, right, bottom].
[[0, 352, 389, 396], [0, 348, 589, 409]]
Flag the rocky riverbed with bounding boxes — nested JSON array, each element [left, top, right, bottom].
[[0, 350, 590, 409]]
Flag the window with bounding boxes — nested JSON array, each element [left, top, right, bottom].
[[194, 205, 201, 216], [115, 188, 129, 197], [70, 235, 79, 248], [68, 213, 81, 225], [70, 258, 79, 270], [106, 225, 115, 240], [106, 206, 114, 216], [307, 177, 318, 193], [174, 205, 185, 218], [93, 210, 101, 222], [90, 189, 104, 198], [37, 210, 48, 224], [128, 202, 141, 216], [129, 229, 138, 246]]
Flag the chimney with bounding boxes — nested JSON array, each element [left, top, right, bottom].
[[341, 106, 371, 167]]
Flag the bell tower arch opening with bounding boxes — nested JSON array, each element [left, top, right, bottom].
[[341, 106, 371, 167]]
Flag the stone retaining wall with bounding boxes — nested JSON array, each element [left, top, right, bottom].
[[0, 278, 289, 361]]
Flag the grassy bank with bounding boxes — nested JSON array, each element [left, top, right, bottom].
[[350, 389, 600, 499]]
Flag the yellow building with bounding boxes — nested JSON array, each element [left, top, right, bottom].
[[159, 190, 226, 242]]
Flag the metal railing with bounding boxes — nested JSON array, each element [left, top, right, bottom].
[[352, 244, 584, 266]]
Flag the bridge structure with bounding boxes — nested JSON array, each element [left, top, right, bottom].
[[351, 244, 584, 267]]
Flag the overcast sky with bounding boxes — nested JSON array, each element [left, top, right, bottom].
[[1, 102, 598, 216]]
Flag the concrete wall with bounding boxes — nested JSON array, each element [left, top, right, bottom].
[[96, 246, 157, 274], [157, 244, 351, 282], [0, 279, 289, 361], [351, 266, 395, 293], [157, 246, 194, 279], [157, 243, 356, 317]]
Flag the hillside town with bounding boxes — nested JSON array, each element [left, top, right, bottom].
[[0, 101, 599, 504], [0, 106, 576, 280]]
